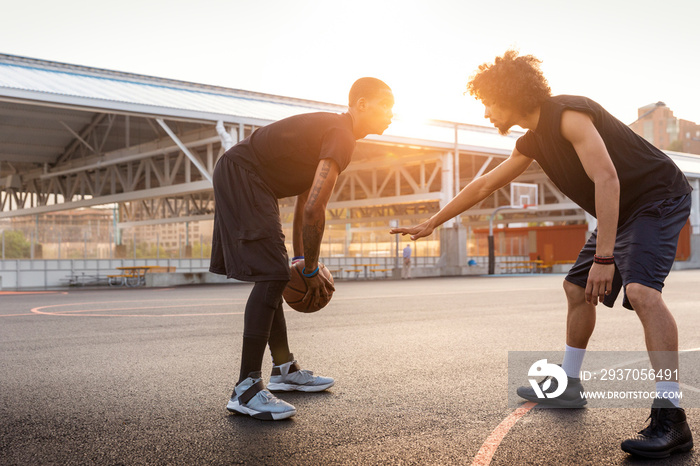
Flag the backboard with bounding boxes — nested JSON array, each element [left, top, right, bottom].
[[510, 182, 538, 208]]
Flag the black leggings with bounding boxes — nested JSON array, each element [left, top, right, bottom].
[[238, 280, 291, 383]]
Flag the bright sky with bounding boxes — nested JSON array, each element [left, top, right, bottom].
[[2, 0, 699, 128]]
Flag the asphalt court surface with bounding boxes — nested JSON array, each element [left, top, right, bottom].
[[2, 270, 700, 465]]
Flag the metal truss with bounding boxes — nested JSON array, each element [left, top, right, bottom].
[[118, 192, 215, 228], [1, 103, 585, 231], [0, 111, 249, 219]]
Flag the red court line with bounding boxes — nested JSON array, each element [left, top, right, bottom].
[[471, 402, 537, 466], [52, 303, 234, 314], [29, 298, 253, 318], [0, 291, 69, 317]]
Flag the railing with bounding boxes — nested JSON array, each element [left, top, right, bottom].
[[0, 256, 442, 289], [0, 258, 209, 290], [0, 255, 540, 290]]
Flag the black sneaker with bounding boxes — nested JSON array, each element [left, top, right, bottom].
[[516, 374, 587, 408], [621, 398, 693, 458]]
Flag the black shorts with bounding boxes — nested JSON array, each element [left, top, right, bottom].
[[209, 156, 290, 282], [565, 194, 691, 310]]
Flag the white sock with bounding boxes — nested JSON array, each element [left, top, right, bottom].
[[656, 381, 681, 408], [561, 345, 586, 379]]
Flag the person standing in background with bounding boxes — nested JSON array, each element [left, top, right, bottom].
[[402, 244, 412, 279]]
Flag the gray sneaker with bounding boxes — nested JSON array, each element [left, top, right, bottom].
[[226, 372, 296, 420], [267, 355, 335, 392]]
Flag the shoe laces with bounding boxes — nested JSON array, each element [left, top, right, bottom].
[[639, 413, 658, 437], [639, 408, 673, 438], [293, 369, 314, 382], [257, 389, 278, 404]]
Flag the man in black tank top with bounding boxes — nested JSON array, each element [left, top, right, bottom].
[[212, 78, 394, 420], [391, 51, 692, 458]]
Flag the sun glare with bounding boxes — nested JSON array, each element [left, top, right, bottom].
[[390, 86, 446, 125], [389, 84, 488, 128]]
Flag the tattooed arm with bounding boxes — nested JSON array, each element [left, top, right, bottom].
[[300, 158, 340, 307], [293, 189, 309, 258], [302, 158, 340, 271]]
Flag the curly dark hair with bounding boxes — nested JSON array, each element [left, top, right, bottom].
[[466, 50, 551, 115]]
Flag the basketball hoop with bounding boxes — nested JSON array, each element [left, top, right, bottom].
[[487, 183, 539, 275]]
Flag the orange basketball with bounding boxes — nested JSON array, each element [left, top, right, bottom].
[[283, 260, 334, 313]]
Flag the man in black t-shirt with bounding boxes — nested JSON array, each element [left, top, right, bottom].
[[391, 51, 693, 458], [211, 78, 394, 420]]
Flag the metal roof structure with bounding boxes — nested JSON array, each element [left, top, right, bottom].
[[0, 53, 698, 233], [0, 53, 520, 166], [0, 54, 345, 122], [0, 53, 341, 168]]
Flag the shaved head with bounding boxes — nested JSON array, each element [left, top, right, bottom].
[[348, 78, 392, 108]]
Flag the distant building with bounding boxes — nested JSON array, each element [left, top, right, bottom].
[[131, 220, 211, 251], [1, 208, 212, 259], [630, 102, 700, 155], [6, 208, 113, 244]]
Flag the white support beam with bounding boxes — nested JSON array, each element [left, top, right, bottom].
[[344, 152, 441, 173], [398, 166, 421, 194], [324, 192, 442, 211], [454, 124, 461, 225], [541, 179, 566, 202], [216, 120, 234, 151], [691, 178, 700, 231], [118, 213, 214, 229], [59, 120, 96, 153], [474, 156, 494, 178], [441, 152, 455, 227], [156, 119, 213, 184]]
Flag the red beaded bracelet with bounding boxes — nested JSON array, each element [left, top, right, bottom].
[[594, 254, 615, 265]]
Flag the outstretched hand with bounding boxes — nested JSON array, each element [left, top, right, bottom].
[[389, 219, 435, 241]]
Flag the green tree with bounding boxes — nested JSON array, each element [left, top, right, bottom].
[[192, 241, 211, 258], [121, 241, 168, 259], [1, 230, 31, 258], [137, 242, 167, 258]]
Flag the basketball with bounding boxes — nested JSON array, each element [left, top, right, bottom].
[[283, 260, 334, 313]]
